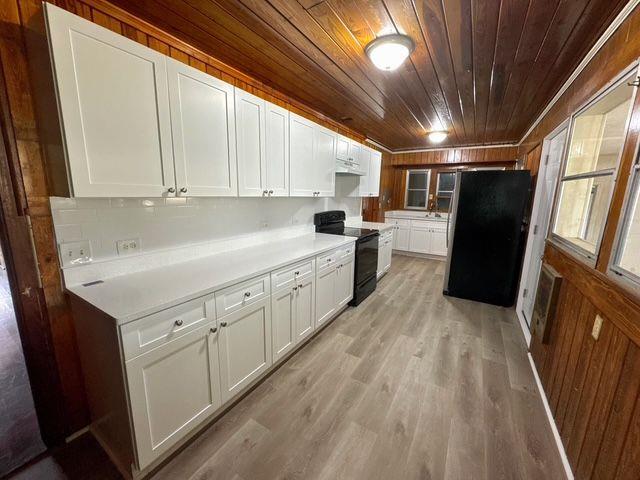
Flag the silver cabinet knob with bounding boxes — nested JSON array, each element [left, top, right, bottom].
[[269, 190, 274, 194], [294, 271, 300, 276], [263, 190, 268, 195], [220, 321, 228, 327], [210, 327, 217, 334], [167, 187, 176, 193], [180, 187, 188, 193], [174, 319, 183, 327], [293, 286, 298, 291], [244, 291, 251, 298]]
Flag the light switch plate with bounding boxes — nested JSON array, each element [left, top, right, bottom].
[[59, 240, 92, 267], [592, 314, 604, 340]]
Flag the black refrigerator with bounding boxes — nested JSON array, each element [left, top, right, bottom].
[[443, 170, 531, 307]]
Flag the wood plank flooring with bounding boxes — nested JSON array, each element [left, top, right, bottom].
[[9, 255, 566, 480], [153, 255, 566, 480]]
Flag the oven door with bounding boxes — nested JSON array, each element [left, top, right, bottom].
[[355, 234, 379, 285]]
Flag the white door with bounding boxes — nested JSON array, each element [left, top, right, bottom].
[[315, 127, 336, 197], [348, 141, 361, 169], [335, 257, 354, 308], [519, 126, 568, 326], [355, 148, 372, 197], [383, 238, 393, 271], [167, 59, 237, 196], [336, 135, 350, 162], [235, 90, 266, 197], [368, 150, 382, 197], [294, 275, 315, 342], [315, 266, 337, 327], [394, 226, 410, 250], [271, 287, 295, 362], [265, 103, 290, 196], [377, 237, 385, 274], [126, 323, 222, 469], [409, 224, 431, 253], [218, 298, 272, 402], [430, 227, 448, 256], [289, 113, 315, 196], [46, 4, 175, 197]]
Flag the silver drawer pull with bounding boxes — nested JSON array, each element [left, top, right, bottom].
[[244, 291, 251, 298], [174, 319, 183, 327]]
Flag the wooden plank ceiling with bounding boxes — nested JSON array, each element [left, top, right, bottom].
[[108, 0, 628, 151]]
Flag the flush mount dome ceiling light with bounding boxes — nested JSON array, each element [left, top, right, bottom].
[[365, 34, 415, 71], [427, 131, 448, 143]]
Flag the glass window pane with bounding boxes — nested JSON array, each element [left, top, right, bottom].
[[553, 175, 614, 254], [438, 172, 455, 192], [436, 197, 451, 211], [408, 172, 428, 189], [617, 172, 640, 277], [565, 72, 635, 176], [407, 190, 427, 208]]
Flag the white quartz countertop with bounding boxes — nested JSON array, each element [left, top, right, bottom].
[[67, 233, 355, 325], [345, 220, 394, 231], [384, 210, 448, 222]]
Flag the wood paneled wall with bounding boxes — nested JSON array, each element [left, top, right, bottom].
[[0, 0, 376, 437], [521, 4, 640, 479], [390, 146, 519, 166]]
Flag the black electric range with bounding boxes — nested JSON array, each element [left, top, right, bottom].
[[314, 211, 379, 306]]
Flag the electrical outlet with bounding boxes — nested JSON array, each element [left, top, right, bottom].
[[116, 238, 141, 256], [59, 241, 92, 267], [592, 314, 604, 340]]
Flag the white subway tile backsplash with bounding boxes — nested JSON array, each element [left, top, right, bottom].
[[54, 224, 83, 243], [53, 208, 98, 225]]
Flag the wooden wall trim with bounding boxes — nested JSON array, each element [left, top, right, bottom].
[[545, 244, 640, 347], [390, 146, 518, 167]]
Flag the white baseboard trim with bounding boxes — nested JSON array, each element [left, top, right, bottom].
[[516, 309, 532, 347], [527, 353, 574, 480]]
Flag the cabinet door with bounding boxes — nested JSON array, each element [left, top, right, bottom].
[[348, 141, 361, 168], [271, 287, 295, 362], [265, 103, 290, 196], [46, 4, 175, 197], [430, 228, 448, 256], [168, 59, 237, 196], [218, 298, 272, 402], [336, 135, 350, 162], [409, 226, 431, 253], [289, 113, 315, 196], [295, 275, 315, 342], [384, 239, 393, 271], [368, 150, 382, 197], [315, 266, 337, 327], [335, 257, 354, 308], [315, 127, 336, 197], [126, 323, 221, 469], [235, 90, 266, 197], [377, 238, 385, 275], [357, 148, 372, 196], [394, 226, 410, 250]]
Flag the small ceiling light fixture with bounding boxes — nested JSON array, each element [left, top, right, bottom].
[[427, 130, 448, 143], [365, 33, 415, 71]]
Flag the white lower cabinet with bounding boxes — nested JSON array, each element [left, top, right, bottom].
[[386, 215, 448, 257], [315, 266, 337, 327], [218, 298, 272, 402], [430, 227, 447, 256], [377, 231, 393, 277], [126, 323, 222, 469], [393, 225, 410, 250], [295, 275, 316, 343], [409, 223, 431, 253], [335, 255, 354, 308]]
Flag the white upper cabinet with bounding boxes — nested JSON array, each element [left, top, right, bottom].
[[46, 4, 175, 197], [235, 90, 266, 197], [168, 59, 237, 197], [290, 113, 335, 197], [265, 103, 290, 196], [336, 135, 350, 162], [314, 126, 336, 197], [368, 149, 382, 196]]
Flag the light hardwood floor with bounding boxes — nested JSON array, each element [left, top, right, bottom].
[[150, 254, 566, 480]]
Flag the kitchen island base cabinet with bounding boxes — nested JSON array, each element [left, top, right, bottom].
[[126, 323, 222, 470], [218, 299, 272, 402]]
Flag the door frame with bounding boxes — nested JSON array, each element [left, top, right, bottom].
[[516, 119, 570, 346], [0, 61, 67, 446]]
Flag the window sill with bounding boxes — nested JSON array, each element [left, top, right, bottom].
[[548, 235, 597, 269]]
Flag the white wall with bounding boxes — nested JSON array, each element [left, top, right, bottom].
[[51, 177, 362, 265]]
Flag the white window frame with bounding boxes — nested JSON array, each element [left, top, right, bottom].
[[549, 63, 639, 266], [608, 145, 640, 292], [435, 171, 455, 211], [404, 169, 431, 210]]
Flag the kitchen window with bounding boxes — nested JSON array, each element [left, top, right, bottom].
[[551, 68, 637, 262], [610, 157, 640, 287], [405, 170, 431, 209], [436, 171, 455, 211]]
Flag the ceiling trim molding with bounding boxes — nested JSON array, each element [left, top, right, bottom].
[[392, 143, 518, 155], [364, 138, 393, 153], [518, 0, 640, 146]]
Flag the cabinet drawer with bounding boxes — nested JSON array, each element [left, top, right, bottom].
[[271, 258, 315, 292], [215, 274, 270, 318], [337, 244, 355, 260], [385, 217, 410, 226], [121, 294, 215, 360], [317, 249, 338, 272]]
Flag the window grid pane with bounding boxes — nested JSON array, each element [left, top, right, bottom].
[[615, 169, 640, 278]]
